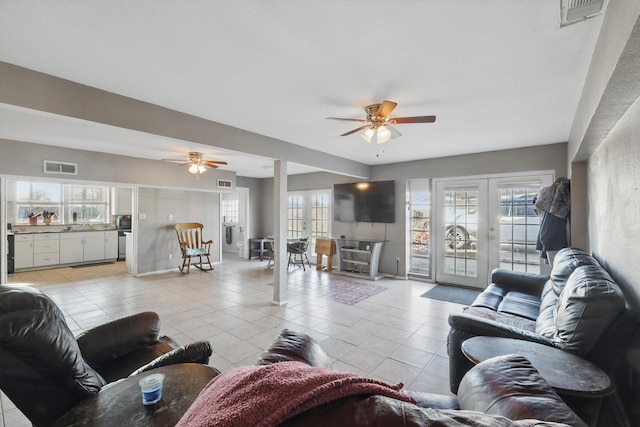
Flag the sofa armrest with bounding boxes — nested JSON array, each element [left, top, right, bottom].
[[129, 341, 214, 376], [447, 312, 552, 393], [490, 268, 548, 295], [76, 312, 161, 368], [458, 354, 587, 427]]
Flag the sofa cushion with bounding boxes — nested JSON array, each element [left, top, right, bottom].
[[549, 248, 598, 295], [457, 354, 587, 427], [535, 280, 559, 337], [462, 307, 537, 333], [543, 264, 625, 355]]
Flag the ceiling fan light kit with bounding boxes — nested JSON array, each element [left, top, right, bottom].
[[327, 100, 436, 145], [161, 151, 228, 176]]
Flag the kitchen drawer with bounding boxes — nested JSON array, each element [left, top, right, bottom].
[[34, 233, 59, 241], [34, 252, 60, 267], [34, 239, 59, 254], [14, 234, 33, 242]]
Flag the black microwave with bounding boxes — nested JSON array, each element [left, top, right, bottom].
[[117, 216, 132, 230]]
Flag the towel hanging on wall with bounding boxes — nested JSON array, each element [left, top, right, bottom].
[[225, 226, 233, 244]]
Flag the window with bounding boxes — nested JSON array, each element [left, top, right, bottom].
[[15, 181, 110, 225], [222, 199, 239, 223], [17, 182, 62, 225], [66, 185, 109, 224]]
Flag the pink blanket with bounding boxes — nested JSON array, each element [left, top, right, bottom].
[[177, 361, 416, 427]]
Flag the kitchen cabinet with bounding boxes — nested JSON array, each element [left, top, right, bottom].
[[33, 234, 60, 267], [59, 233, 84, 264], [83, 232, 105, 262], [115, 188, 133, 215], [105, 230, 118, 259], [60, 232, 105, 264], [14, 230, 119, 271], [14, 234, 34, 270]]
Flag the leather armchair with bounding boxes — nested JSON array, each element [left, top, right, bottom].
[[0, 284, 212, 427]]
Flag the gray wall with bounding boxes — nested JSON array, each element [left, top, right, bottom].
[[587, 97, 640, 303], [568, 4, 640, 422], [258, 143, 567, 276], [136, 187, 220, 274], [0, 139, 236, 190]]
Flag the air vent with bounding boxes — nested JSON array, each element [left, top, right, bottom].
[[44, 160, 77, 175], [217, 179, 233, 189], [561, 0, 604, 26]]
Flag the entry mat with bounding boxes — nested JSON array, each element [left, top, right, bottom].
[[420, 284, 481, 306], [285, 278, 387, 305]]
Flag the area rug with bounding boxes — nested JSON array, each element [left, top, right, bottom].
[[288, 278, 387, 305], [420, 284, 481, 305]]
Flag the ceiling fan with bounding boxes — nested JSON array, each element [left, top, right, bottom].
[[162, 152, 228, 175], [326, 100, 436, 144]]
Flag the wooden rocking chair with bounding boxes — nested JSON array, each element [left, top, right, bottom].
[[175, 222, 214, 273]]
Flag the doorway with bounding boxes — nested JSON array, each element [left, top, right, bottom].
[[434, 173, 552, 288], [288, 189, 331, 263], [221, 187, 250, 259]]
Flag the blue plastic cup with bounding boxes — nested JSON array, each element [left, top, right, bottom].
[[138, 373, 165, 405]]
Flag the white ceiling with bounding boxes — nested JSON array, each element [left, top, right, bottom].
[[0, 1, 605, 178]]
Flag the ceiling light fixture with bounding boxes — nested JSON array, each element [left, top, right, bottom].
[[187, 152, 208, 174], [361, 124, 392, 144]]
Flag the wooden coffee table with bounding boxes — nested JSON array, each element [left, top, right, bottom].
[[53, 363, 219, 427], [461, 336, 614, 397]]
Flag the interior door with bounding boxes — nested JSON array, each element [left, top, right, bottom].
[[435, 179, 488, 288]]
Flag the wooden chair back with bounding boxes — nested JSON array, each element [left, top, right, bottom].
[[175, 222, 213, 272]]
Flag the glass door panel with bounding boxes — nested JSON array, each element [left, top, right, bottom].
[[435, 180, 488, 288], [288, 190, 331, 262], [408, 179, 431, 277], [488, 175, 553, 274]]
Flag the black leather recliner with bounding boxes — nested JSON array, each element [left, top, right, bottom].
[[0, 284, 213, 426]]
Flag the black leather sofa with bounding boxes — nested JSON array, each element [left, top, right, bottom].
[[181, 328, 587, 426], [0, 284, 213, 426], [447, 248, 637, 396]]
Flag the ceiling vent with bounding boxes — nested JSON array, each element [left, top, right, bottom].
[[561, 0, 604, 26], [217, 179, 233, 189], [44, 160, 77, 175]]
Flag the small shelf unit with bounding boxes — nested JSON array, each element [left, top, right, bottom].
[[334, 238, 386, 281]]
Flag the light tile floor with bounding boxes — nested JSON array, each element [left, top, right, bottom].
[[2, 258, 465, 426]]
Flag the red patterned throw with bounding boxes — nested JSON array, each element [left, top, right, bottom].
[[177, 361, 416, 427]]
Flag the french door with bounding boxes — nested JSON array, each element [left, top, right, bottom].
[[288, 190, 331, 261], [434, 174, 552, 288]]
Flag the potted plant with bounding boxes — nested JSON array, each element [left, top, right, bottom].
[[27, 212, 39, 225], [42, 210, 56, 225]]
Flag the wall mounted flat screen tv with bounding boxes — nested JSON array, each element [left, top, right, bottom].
[[333, 180, 395, 223]]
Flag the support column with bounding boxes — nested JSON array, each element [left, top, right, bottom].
[[272, 160, 287, 305]]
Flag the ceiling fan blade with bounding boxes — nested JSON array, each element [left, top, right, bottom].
[[326, 117, 368, 122], [203, 160, 228, 166], [340, 125, 369, 136], [390, 115, 436, 124], [376, 100, 398, 118]]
